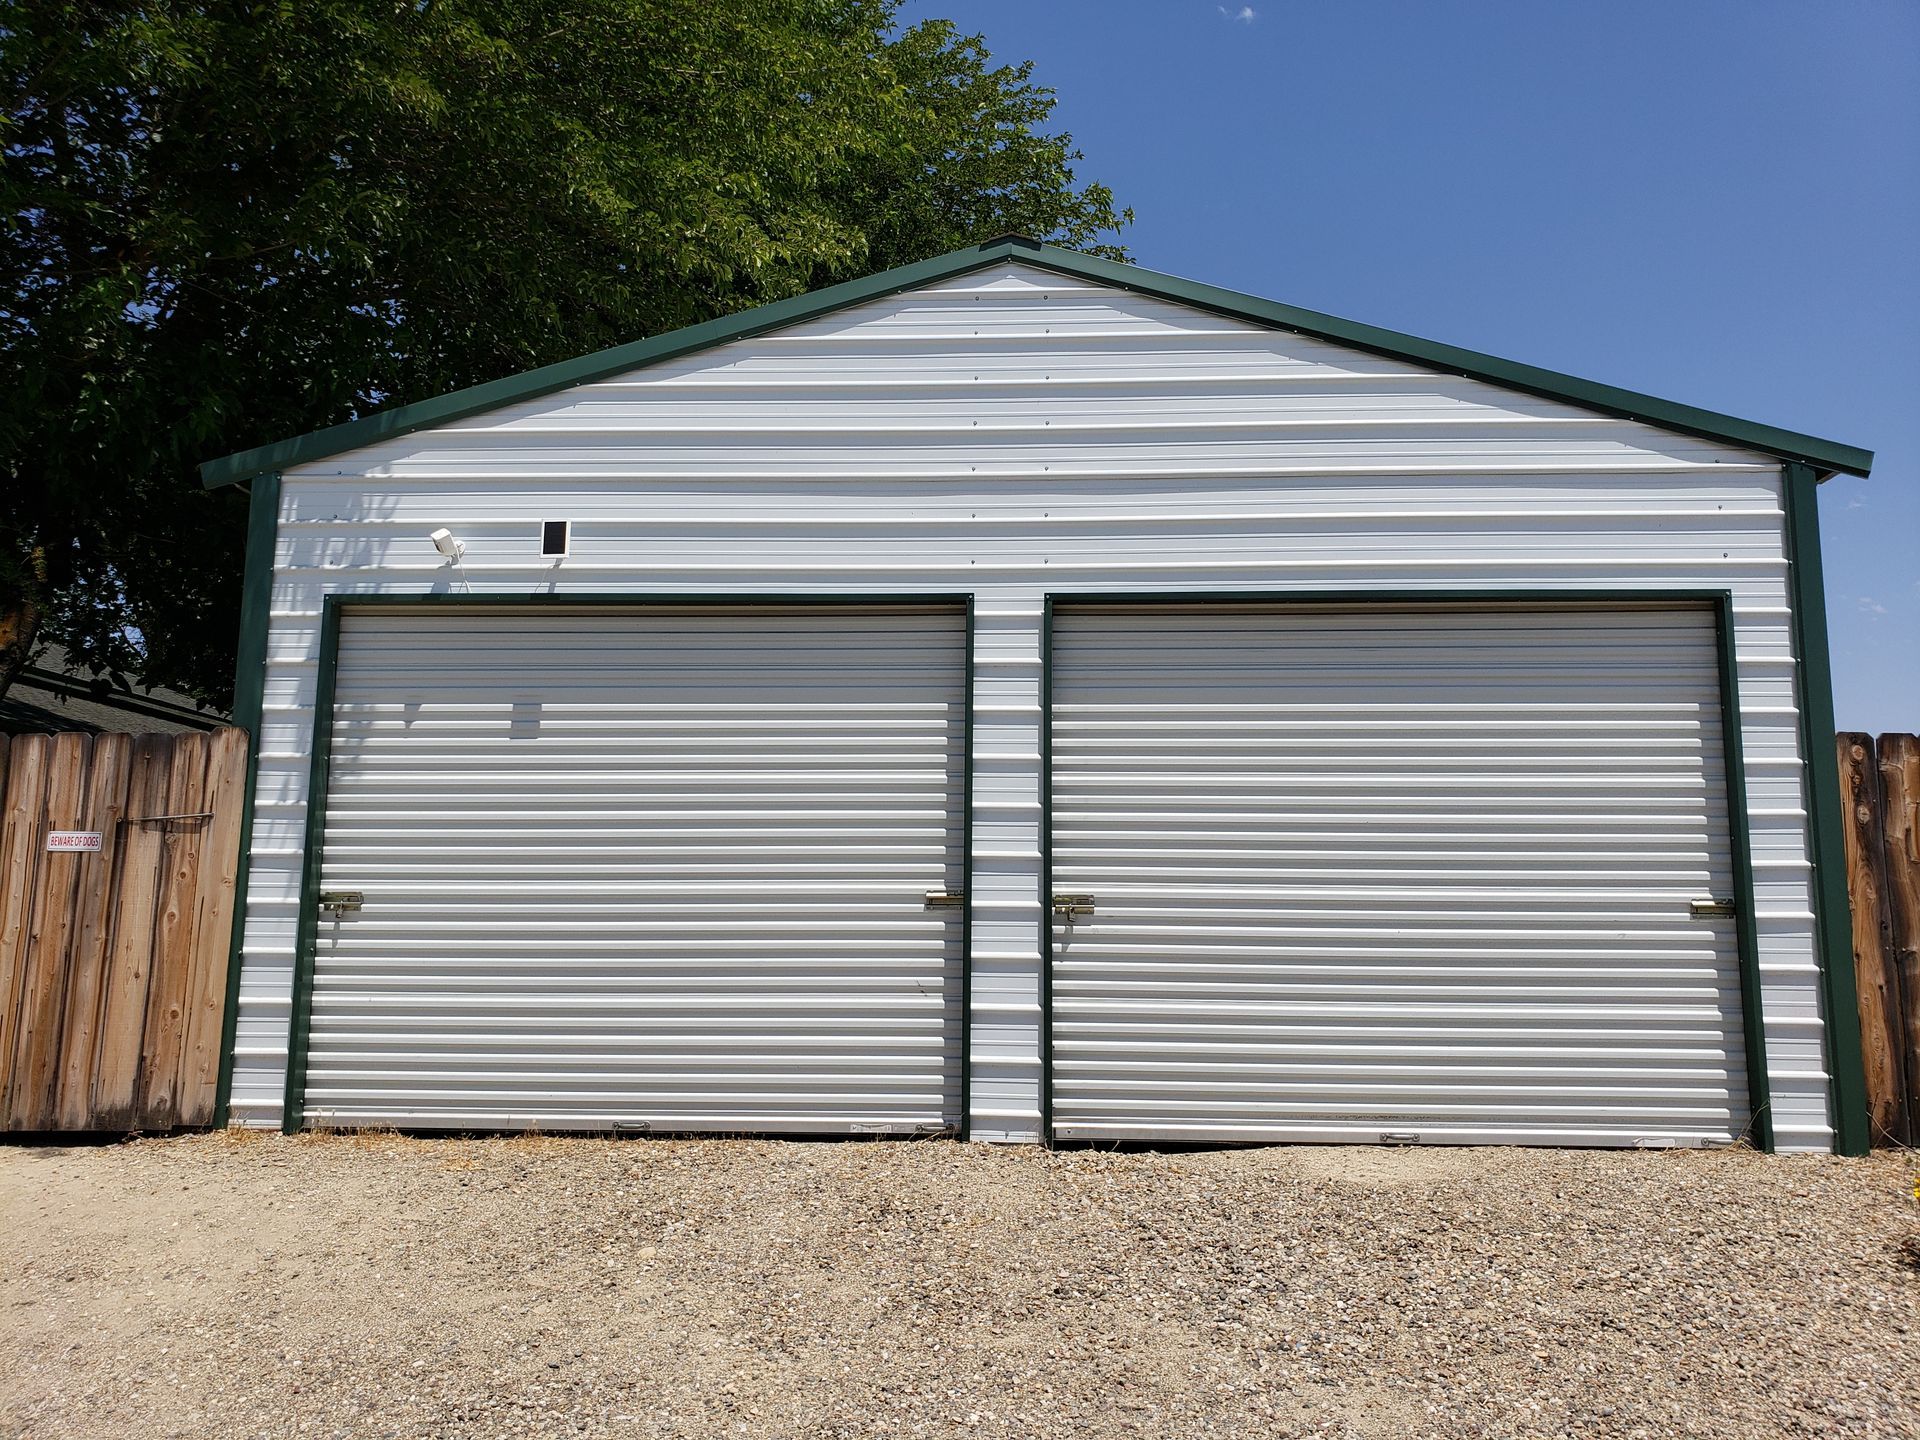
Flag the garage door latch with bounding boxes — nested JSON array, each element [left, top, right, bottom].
[[318, 890, 364, 914], [1052, 893, 1095, 919], [1688, 898, 1736, 918]]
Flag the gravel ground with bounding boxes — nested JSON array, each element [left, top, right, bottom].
[[2, 1133, 1916, 1439]]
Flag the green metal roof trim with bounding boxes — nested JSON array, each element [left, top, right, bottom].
[[200, 236, 1875, 487]]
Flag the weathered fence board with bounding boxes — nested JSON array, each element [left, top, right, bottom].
[[93, 736, 168, 1125], [56, 734, 131, 1129], [139, 731, 209, 1130], [1878, 733, 1920, 1140], [0, 736, 48, 1123], [1840, 731, 1920, 1147], [0, 727, 248, 1132], [182, 727, 249, 1120], [9, 734, 88, 1128]]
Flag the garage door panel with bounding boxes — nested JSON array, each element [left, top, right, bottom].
[[302, 602, 965, 1133], [1048, 601, 1749, 1147]]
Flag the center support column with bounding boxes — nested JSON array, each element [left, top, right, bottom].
[[965, 589, 1047, 1142]]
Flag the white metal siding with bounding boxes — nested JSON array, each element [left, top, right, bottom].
[[229, 261, 1835, 1148], [299, 604, 966, 1132], [1049, 601, 1749, 1146]]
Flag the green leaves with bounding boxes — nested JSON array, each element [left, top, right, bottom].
[[2, 1, 1130, 704]]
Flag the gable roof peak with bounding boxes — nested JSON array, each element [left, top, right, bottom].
[[200, 239, 1874, 486]]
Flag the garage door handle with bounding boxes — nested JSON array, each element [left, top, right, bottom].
[[924, 891, 965, 910], [1689, 898, 1736, 919]]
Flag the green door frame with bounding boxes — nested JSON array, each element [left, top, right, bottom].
[[280, 592, 976, 1137], [1039, 589, 1776, 1151]]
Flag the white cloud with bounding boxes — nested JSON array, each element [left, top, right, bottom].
[[1218, 5, 1257, 21], [1857, 596, 1887, 615]]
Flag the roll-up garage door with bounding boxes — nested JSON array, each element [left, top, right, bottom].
[[1048, 601, 1750, 1147], [299, 603, 966, 1133]]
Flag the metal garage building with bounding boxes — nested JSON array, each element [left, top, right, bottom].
[[201, 237, 1874, 1153]]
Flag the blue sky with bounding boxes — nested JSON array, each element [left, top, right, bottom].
[[901, 0, 1918, 732]]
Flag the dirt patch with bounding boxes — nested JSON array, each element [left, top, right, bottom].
[[2, 1133, 1916, 1439], [1249, 1142, 1496, 1189]]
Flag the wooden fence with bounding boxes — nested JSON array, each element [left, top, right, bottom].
[[1839, 732, 1920, 1147], [0, 729, 248, 1132]]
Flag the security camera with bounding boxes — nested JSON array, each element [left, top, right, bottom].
[[430, 528, 465, 562]]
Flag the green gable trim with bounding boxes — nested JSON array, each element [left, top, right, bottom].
[[1043, 248, 1874, 480], [201, 236, 1874, 487], [202, 244, 1027, 488]]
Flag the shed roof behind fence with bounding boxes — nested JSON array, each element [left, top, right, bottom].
[[1, 648, 227, 736]]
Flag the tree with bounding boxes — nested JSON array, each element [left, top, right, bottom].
[[1, 1, 1130, 706]]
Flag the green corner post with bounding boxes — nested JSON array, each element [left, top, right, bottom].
[[212, 472, 281, 1128], [1783, 463, 1870, 1155]]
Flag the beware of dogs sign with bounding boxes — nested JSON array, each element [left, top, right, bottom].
[[46, 831, 103, 852]]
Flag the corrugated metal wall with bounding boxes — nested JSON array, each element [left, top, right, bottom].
[[300, 604, 965, 1132], [1049, 601, 1749, 1146], [233, 262, 1833, 1148]]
